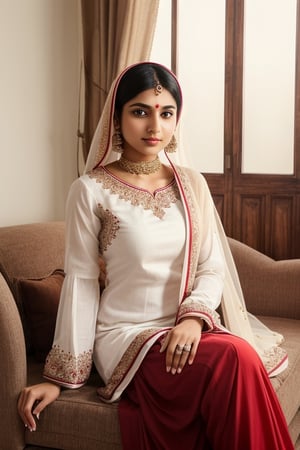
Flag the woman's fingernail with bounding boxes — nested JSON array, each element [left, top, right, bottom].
[[166, 366, 171, 373], [35, 412, 40, 420], [171, 368, 176, 375]]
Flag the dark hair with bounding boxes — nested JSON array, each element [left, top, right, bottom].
[[114, 63, 182, 119]]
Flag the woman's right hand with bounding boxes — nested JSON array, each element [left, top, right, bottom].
[[18, 382, 61, 432]]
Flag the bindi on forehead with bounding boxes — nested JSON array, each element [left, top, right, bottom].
[[155, 104, 160, 109]]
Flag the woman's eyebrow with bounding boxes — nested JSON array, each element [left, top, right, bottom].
[[128, 102, 176, 110]]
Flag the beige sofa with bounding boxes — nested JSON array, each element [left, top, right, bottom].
[[0, 221, 299, 450]]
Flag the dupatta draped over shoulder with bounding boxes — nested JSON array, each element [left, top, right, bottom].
[[43, 63, 288, 401]]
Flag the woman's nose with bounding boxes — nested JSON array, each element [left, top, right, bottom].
[[147, 114, 160, 134]]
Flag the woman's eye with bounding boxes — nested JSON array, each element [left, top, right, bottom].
[[132, 109, 147, 117], [162, 111, 173, 118]]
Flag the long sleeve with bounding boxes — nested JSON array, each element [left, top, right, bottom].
[[43, 177, 101, 388], [177, 229, 225, 329]]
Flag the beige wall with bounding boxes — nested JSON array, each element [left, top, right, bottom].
[[0, 0, 80, 226]]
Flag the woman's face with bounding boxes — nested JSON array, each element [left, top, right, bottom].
[[119, 88, 177, 161]]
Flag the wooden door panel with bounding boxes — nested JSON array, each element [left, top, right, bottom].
[[208, 180, 300, 259], [231, 189, 299, 259], [269, 195, 296, 259], [234, 194, 265, 251]]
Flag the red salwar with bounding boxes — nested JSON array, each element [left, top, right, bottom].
[[118, 333, 294, 450]]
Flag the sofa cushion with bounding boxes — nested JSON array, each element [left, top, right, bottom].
[[0, 222, 65, 280], [26, 358, 121, 450], [228, 237, 300, 320], [17, 270, 64, 362], [0, 261, 34, 355]]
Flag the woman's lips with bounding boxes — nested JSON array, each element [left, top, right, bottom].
[[142, 138, 161, 145]]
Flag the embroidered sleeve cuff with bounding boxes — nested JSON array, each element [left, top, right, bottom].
[[43, 345, 93, 389], [176, 299, 221, 331]]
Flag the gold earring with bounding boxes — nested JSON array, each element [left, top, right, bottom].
[[112, 128, 123, 153], [165, 135, 177, 153]]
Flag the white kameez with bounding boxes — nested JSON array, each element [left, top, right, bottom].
[[44, 166, 225, 401]]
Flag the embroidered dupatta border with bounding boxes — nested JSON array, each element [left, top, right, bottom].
[[171, 165, 221, 329]]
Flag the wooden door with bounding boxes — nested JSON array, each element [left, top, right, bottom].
[[204, 0, 300, 260]]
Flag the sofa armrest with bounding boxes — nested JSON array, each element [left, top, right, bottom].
[[0, 273, 27, 449], [228, 238, 300, 320]]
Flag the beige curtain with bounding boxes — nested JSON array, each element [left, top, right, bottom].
[[80, 0, 160, 161]]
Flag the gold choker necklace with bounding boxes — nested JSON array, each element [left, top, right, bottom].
[[118, 156, 161, 175]]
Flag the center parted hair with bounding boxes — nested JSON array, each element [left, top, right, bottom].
[[114, 63, 182, 120]]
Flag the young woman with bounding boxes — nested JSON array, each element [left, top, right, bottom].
[[18, 62, 294, 449]]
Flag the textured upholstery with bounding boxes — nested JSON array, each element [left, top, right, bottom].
[[228, 237, 300, 320], [0, 273, 27, 450], [0, 223, 299, 449]]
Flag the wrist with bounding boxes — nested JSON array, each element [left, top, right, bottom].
[[179, 317, 204, 329]]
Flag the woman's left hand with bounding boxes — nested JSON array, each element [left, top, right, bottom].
[[160, 317, 203, 374]]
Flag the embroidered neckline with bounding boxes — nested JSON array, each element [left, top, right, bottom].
[[89, 166, 181, 219], [103, 166, 175, 197]]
